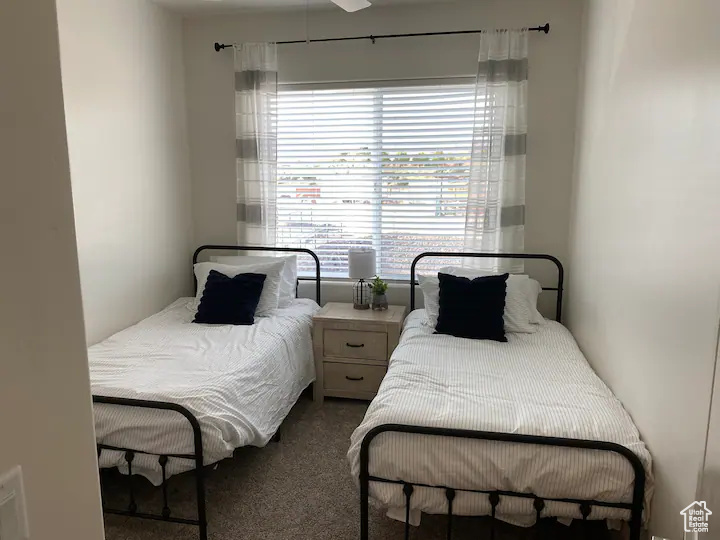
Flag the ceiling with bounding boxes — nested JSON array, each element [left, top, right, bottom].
[[154, 0, 455, 14]]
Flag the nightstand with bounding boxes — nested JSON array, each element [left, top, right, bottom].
[[312, 302, 407, 403]]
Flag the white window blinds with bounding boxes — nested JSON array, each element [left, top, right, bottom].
[[276, 82, 475, 279]]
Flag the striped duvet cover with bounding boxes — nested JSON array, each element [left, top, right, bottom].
[[348, 310, 653, 526], [90, 298, 318, 484]]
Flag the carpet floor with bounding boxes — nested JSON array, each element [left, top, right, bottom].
[[102, 396, 617, 540]]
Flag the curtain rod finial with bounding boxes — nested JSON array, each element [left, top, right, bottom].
[[214, 42, 226, 52], [541, 23, 550, 34]]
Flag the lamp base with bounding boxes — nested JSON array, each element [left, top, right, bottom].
[[352, 278, 371, 310]]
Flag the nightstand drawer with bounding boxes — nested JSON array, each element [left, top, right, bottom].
[[324, 329, 387, 361], [313, 303, 406, 403], [323, 362, 386, 395]]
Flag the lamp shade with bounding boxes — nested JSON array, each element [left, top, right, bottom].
[[348, 248, 376, 279]]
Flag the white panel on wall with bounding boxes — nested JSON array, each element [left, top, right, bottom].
[[568, 0, 720, 536], [58, 0, 194, 344], [0, 0, 105, 537]]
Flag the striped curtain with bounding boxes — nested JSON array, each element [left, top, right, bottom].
[[234, 43, 278, 245], [464, 29, 528, 272]]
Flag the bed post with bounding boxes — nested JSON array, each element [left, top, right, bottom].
[[360, 435, 371, 540], [192, 414, 208, 540]]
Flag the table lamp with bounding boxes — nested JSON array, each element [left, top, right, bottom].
[[348, 247, 376, 310]]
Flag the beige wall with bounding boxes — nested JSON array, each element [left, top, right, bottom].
[[182, 0, 583, 290], [567, 0, 720, 536], [0, 0, 105, 538], [57, 0, 193, 344]]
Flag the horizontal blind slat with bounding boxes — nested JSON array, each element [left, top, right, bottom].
[[276, 83, 477, 279]]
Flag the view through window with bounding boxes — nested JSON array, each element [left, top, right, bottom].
[[276, 82, 477, 279]]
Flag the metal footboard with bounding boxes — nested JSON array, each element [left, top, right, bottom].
[[359, 424, 646, 540], [93, 395, 208, 540]]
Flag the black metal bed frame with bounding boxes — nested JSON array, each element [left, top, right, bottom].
[[93, 245, 321, 540], [360, 252, 646, 540], [191, 245, 321, 303], [409, 251, 564, 322]]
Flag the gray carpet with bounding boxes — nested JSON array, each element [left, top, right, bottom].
[[102, 396, 615, 540]]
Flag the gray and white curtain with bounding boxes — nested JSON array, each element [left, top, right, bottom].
[[234, 43, 278, 246], [464, 29, 528, 272]]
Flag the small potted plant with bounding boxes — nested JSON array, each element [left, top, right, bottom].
[[371, 275, 389, 311]]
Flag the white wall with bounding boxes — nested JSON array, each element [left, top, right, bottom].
[[57, 0, 194, 344], [0, 1, 105, 538], [567, 0, 720, 536], [182, 0, 583, 292]]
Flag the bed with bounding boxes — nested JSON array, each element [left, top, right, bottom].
[[92, 245, 321, 540], [347, 252, 653, 540]]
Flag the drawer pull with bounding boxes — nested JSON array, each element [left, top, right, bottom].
[[345, 343, 365, 348], [345, 375, 365, 381]]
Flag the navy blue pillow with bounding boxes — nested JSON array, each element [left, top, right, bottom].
[[193, 270, 266, 325], [435, 272, 508, 342]]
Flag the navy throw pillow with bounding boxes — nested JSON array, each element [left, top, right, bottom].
[[435, 272, 508, 342], [194, 270, 266, 325]]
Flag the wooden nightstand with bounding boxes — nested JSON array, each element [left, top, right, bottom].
[[313, 302, 407, 403]]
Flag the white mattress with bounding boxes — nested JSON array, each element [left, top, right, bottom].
[[91, 297, 319, 484], [347, 310, 654, 526]]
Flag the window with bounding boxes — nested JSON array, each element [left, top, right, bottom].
[[276, 82, 475, 279]]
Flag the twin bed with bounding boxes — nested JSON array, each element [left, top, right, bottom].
[[92, 297, 318, 482], [349, 253, 652, 540], [91, 245, 321, 539], [90, 247, 652, 540]]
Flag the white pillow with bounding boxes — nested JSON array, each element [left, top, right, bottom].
[[212, 255, 298, 308], [418, 269, 543, 333], [193, 260, 285, 316], [417, 272, 440, 326], [525, 278, 544, 324]]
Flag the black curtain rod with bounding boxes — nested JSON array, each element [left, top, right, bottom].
[[214, 22, 549, 51]]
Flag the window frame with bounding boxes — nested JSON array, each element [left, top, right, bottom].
[[276, 77, 477, 280]]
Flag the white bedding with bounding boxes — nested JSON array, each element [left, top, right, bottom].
[[91, 297, 319, 484], [348, 310, 653, 526]]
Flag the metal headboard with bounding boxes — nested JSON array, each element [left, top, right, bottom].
[[410, 252, 564, 322], [192, 245, 321, 305]]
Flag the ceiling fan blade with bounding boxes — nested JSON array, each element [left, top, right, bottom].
[[331, 0, 372, 12]]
